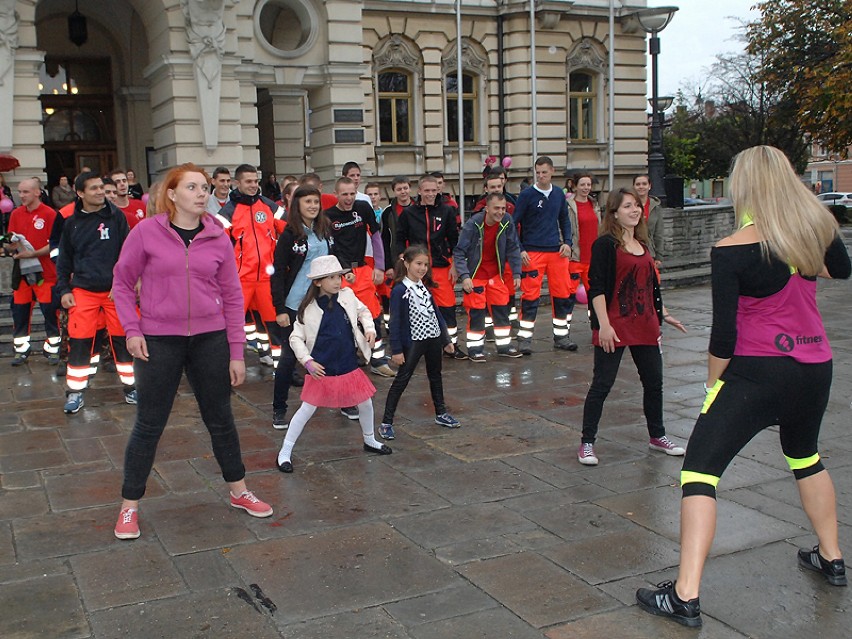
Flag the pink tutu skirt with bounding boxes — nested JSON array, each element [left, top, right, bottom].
[[301, 368, 376, 408]]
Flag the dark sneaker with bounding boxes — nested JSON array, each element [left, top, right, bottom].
[[124, 389, 138, 405], [435, 413, 460, 428], [798, 545, 847, 586], [379, 423, 395, 440], [554, 336, 578, 351], [469, 352, 487, 363], [445, 345, 468, 360], [277, 459, 293, 473], [340, 406, 360, 420], [64, 392, 84, 414], [497, 347, 523, 358], [636, 581, 702, 628], [56, 361, 67, 377], [11, 350, 30, 367], [272, 409, 288, 430], [517, 338, 532, 355], [46, 352, 60, 366]]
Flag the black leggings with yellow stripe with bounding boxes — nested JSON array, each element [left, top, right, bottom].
[[681, 356, 832, 498]]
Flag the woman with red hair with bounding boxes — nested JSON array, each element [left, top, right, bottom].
[[111, 163, 273, 540]]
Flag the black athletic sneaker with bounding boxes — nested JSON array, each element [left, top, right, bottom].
[[636, 581, 702, 628], [798, 545, 847, 586]]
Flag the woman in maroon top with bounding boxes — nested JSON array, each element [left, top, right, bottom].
[[578, 187, 686, 466]]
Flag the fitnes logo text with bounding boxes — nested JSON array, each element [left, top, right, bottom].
[[774, 332, 823, 352]]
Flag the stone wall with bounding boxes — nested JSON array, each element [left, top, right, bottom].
[[658, 204, 736, 289]]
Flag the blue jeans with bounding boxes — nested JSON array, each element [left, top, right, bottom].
[[121, 330, 245, 500]]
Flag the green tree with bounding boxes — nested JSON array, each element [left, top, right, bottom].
[[662, 47, 808, 180], [748, 0, 852, 155]]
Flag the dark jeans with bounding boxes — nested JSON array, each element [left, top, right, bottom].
[[272, 308, 298, 411], [581, 344, 664, 443], [382, 336, 446, 424], [121, 330, 246, 500]]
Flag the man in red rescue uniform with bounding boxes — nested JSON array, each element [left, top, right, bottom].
[[4, 177, 60, 366], [109, 169, 146, 229], [215, 164, 286, 368]]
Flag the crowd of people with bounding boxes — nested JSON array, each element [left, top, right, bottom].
[[1, 144, 847, 625]]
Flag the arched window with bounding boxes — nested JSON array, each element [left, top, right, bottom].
[[569, 71, 596, 142], [377, 70, 412, 144], [446, 72, 476, 143]]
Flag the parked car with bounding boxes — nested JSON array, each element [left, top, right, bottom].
[[683, 197, 713, 206], [816, 192, 852, 208]]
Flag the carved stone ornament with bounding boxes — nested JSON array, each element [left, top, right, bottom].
[[0, 0, 18, 151], [566, 37, 607, 74], [180, 0, 237, 152], [373, 34, 422, 73], [442, 38, 488, 76]]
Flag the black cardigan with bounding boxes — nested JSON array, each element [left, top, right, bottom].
[[270, 225, 334, 314], [587, 234, 663, 331]]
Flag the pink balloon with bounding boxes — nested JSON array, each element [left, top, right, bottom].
[[141, 193, 149, 205], [501, 156, 512, 168], [0, 197, 13, 214], [575, 283, 588, 305]]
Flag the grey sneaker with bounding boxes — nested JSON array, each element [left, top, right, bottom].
[[517, 338, 532, 355], [554, 336, 578, 351], [435, 413, 460, 428], [340, 406, 360, 420]]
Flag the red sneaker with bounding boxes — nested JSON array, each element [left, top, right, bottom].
[[230, 490, 273, 518], [114, 507, 140, 540]]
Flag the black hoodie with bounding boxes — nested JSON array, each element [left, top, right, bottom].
[[55, 200, 130, 297], [394, 197, 459, 268]]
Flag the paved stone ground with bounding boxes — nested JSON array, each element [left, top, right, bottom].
[[1, 277, 851, 638]]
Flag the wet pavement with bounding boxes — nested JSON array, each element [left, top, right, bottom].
[[2, 278, 851, 638]]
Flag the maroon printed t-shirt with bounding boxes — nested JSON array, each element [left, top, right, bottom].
[[592, 246, 660, 347]]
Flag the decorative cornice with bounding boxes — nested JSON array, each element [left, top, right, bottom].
[[566, 37, 607, 74], [373, 34, 422, 73], [441, 38, 488, 76]]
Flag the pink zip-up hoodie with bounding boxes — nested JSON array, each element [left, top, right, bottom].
[[113, 212, 246, 360]]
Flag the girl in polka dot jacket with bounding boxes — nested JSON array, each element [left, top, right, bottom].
[[379, 244, 460, 440]]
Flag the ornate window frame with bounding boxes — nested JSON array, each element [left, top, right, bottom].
[[441, 38, 488, 146], [566, 37, 608, 144], [372, 35, 424, 149]]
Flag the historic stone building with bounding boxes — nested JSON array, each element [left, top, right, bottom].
[[1, 0, 655, 201]]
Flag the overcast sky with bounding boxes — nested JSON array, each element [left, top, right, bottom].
[[645, 0, 759, 100]]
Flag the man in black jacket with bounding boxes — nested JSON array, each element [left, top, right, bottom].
[[395, 174, 466, 359], [55, 172, 135, 414]]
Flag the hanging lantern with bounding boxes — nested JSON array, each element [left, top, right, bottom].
[[68, 1, 87, 48]]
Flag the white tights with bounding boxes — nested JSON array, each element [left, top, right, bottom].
[[277, 399, 381, 465]]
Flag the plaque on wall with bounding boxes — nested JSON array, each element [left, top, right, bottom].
[[333, 109, 364, 123], [334, 129, 366, 144]]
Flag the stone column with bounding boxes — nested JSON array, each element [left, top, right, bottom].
[[306, 0, 369, 178]]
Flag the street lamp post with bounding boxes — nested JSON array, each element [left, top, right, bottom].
[[628, 7, 678, 202]]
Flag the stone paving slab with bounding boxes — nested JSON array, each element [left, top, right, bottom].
[[225, 522, 457, 626], [88, 589, 281, 639], [3, 280, 852, 638]]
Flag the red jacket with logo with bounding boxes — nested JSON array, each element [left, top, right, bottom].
[[8, 202, 58, 281], [215, 191, 286, 282]]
